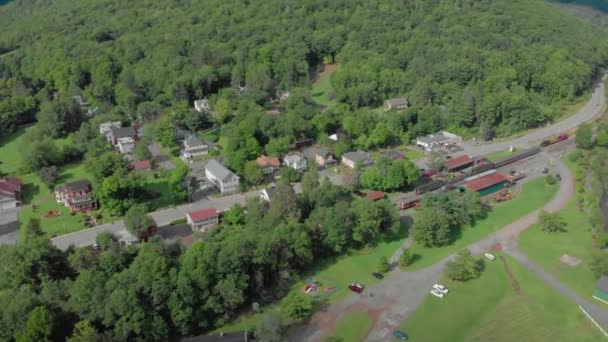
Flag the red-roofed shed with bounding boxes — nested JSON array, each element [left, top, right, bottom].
[[444, 155, 473, 172], [365, 191, 385, 201], [132, 160, 152, 171], [463, 173, 509, 196]]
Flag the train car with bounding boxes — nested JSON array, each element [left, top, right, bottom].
[[398, 197, 421, 210], [494, 147, 541, 168], [415, 180, 445, 195], [470, 162, 496, 176]]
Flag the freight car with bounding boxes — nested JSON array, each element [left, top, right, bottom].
[[493, 147, 541, 168]]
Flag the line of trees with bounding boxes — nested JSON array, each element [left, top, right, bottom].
[[0, 171, 399, 341]]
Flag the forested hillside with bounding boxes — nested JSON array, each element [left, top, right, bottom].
[[1, 0, 607, 139]]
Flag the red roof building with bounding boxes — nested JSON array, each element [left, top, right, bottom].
[[463, 173, 509, 195], [256, 155, 281, 175], [365, 191, 385, 201], [0, 177, 22, 209], [132, 160, 152, 171], [444, 155, 473, 171], [186, 208, 219, 232]]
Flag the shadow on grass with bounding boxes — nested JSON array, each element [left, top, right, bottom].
[[56, 172, 76, 185], [21, 182, 42, 204]]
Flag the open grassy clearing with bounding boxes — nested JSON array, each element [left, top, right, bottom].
[[519, 157, 599, 302], [331, 310, 373, 342], [400, 255, 603, 342], [406, 178, 558, 270], [484, 147, 522, 162], [0, 127, 28, 174], [214, 223, 409, 333], [311, 64, 339, 106]]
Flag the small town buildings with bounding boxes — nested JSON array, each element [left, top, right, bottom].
[[54, 180, 97, 212], [384, 97, 409, 111], [444, 155, 473, 172], [181, 135, 209, 163], [0, 177, 22, 210], [99, 121, 122, 139], [462, 172, 509, 196], [186, 208, 219, 232], [342, 150, 374, 169], [205, 159, 240, 194], [416, 131, 462, 151], [109, 126, 139, 146], [593, 275, 608, 304], [194, 99, 211, 113], [283, 152, 307, 172], [256, 155, 281, 175], [117, 137, 135, 154], [314, 147, 336, 167], [131, 160, 152, 171]]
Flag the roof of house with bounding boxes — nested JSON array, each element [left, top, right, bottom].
[[111, 126, 137, 139], [262, 185, 277, 200], [284, 152, 304, 163], [205, 159, 238, 182], [188, 208, 218, 222], [342, 150, 372, 163], [100, 121, 122, 131], [444, 155, 473, 170], [132, 160, 152, 170], [184, 135, 206, 148], [386, 97, 408, 107], [181, 331, 249, 342], [464, 173, 508, 192], [194, 99, 210, 107], [256, 155, 281, 168], [0, 177, 22, 199], [117, 136, 135, 144], [596, 275, 608, 293], [56, 180, 92, 192], [365, 191, 385, 201], [315, 147, 331, 158]]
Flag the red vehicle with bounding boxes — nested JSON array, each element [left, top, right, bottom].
[[348, 283, 364, 293], [399, 198, 421, 210]]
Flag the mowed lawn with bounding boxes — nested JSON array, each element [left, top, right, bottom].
[[406, 178, 558, 270], [312, 64, 339, 106], [331, 310, 374, 342], [401, 256, 603, 342], [214, 223, 409, 333], [519, 157, 599, 302], [0, 127, 28, 173], [484, 148, 521, 162]]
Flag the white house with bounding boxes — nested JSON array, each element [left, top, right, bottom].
[[99, 121, 122, 139], [180, 135, 208, 163], [205, 159, 240, 194], [186, 208, 219, 232], [416, 131, 462, 151], [283, 152, 307, 172], [194, 99, 211, 113], [117, 137, 135, 154]]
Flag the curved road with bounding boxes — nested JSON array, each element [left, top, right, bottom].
[[463, 74, 606, 156]]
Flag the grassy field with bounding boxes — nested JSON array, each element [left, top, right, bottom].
[[485, 148, 521, 162], [406, 178, 558, 270], [0, 127, 28, 173], [519, 157, 600, 302], [400, 255, 604, 342], [214, 223, 409, 333], [331, 310, 374, 342], [312, 64, 339, 106]]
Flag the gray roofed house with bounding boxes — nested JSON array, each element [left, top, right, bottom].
[[181, 135, 209, 163], [342, 150, 374, 168], [205, 160, 240, 194], [314, 147, 336, 167], [109, 126, 139, 146], [283, 152, 307, 171], [384, 97, 409, 111]]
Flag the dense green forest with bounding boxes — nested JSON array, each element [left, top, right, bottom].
[[1, 0, 608, 144]]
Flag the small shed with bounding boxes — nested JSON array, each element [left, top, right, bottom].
[[463, 173, 509, 196], [365, 191, 385, 201], [593, 275, 608, 304]]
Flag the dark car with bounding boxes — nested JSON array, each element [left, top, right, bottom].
[[393, 330, 409, 340], [555, 173, 561, 181], [372, 272, 384, 280], [348, 283, 364, 293]]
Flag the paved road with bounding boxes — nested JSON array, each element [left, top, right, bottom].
[[51, 191, 261, 250], [461, 74, 606, 156], [294, 149, 608, 341]]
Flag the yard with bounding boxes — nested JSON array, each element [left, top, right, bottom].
[[214, 223, 409, 333], [519, 157, 600, 302], [484, 148, 521, 162], [400, 255, 603, 342], [406, 178, 558, 270], [312, 64, 339, 106], [330, 310, 374, 342]]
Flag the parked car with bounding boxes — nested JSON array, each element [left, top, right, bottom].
[[348, 283, 364, 293], [555, 173, 561, 181], [542, 167, 549, 174], [433, 284, 448, 294], [372, 272, 384, 280], [393, 330, 409, 341], [484, 253, 496, 261], [430, 289, 444, 298]]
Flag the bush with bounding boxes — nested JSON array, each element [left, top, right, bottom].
[[446, 249, 484, 282], [545, 174, 556, 185], [399, 249, 413, 267], [378, 256, 390, 273]]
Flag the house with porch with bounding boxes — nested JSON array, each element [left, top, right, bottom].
[[186, 208, 219, 232], [181, 135, 209, 163], [205, 160, 240, 194], [54, 180, 97, 212]]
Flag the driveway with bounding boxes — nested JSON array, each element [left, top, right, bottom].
[[148, 142, 176, 170]]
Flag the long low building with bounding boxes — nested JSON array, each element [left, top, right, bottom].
[[462, 172, 509, 196]]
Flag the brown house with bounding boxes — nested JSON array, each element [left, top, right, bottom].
[[54, 180, 97, 213]]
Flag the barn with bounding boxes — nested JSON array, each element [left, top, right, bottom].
[[462, 172, 509, 196]]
